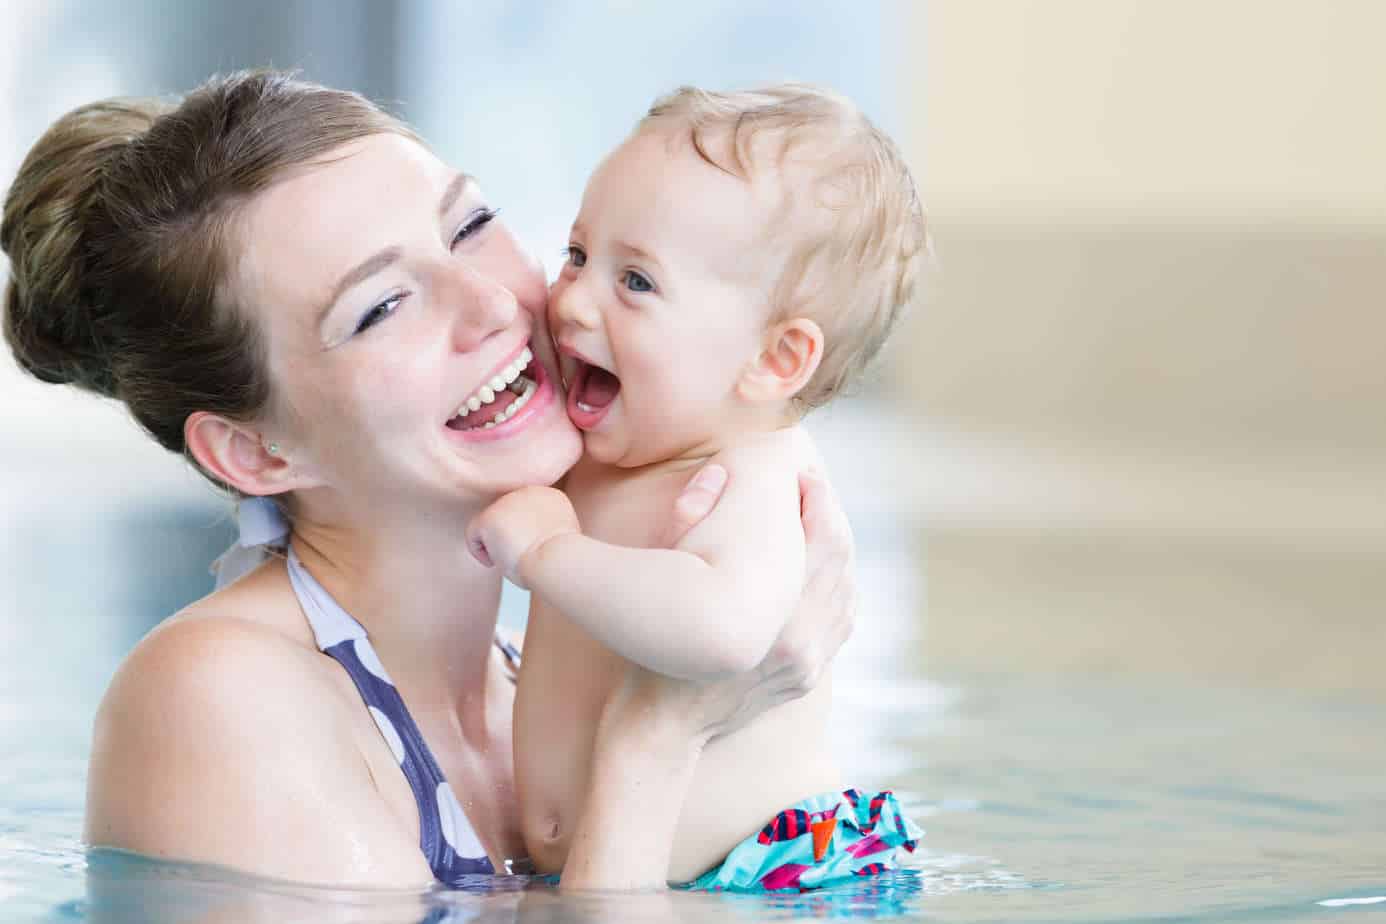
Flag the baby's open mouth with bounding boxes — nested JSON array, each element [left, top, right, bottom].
[[446, 346, 540, 432], [566, 357, 621, 431], [571, 359, 621, 414]]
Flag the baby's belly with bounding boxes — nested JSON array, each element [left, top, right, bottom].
[[669, 678, 840, 883], [513, 610, 623, 873]]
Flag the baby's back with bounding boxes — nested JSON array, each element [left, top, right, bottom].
[[515, 428, 840, 883]]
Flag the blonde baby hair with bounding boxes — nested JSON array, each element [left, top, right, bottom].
[[640, 83, 928, 409]]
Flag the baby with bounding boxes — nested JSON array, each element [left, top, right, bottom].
[[468, 85, 927, 891]]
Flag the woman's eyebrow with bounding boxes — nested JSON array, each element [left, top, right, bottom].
[[318, 246, 402, 326], [438, 172, 477, 219]]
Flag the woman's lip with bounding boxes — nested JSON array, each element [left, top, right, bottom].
[[445, 360, 557, 443], [447, 340, 534, 423]]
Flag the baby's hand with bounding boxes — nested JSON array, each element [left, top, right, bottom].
[[466, 486, 580, 588]]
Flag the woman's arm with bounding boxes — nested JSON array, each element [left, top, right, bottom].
[[559, 469, 856, 890]]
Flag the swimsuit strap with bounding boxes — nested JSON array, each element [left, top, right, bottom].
[[286, 547, 514, 882]]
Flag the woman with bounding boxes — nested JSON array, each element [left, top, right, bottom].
[[1, 71, 854, 890]]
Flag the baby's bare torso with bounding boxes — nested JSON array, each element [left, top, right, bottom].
[[515, 428, 840, 883]]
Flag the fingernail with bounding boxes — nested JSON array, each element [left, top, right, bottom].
[[689, 464, 728, 494], [470, 539, 494, 568]]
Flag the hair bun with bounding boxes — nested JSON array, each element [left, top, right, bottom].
[[2, 100, 164, 397], [4, 275, 117, 394]]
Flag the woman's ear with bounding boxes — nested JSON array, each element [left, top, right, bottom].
[[737, 318, 824, 404], [184, 411, 315, 497]]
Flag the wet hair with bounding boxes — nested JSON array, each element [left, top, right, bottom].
[[1, 69, 416, 479], [641, 84, 929, 409]]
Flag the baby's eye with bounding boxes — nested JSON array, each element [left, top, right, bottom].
[[566, 245, 587, 268], [623, 270, 654, 293]]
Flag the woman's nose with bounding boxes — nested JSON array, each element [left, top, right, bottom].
[[551, 276, 600, 331], [443, 264, 519, 351]]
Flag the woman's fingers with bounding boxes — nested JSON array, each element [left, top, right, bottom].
[[668, 466, 859, 745], [796, 468, 857, 652], [799, 469, 854, 583], [661, 463, 729, 548], [827, 552, 857, 655]]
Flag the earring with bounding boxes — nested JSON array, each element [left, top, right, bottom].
[[266, 442, 280, 456]]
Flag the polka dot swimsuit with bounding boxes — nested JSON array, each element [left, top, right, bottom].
[[286, 547, 523, 883]]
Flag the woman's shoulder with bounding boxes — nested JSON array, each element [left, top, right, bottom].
[[85, 563, 424, 883], [117, 563, 316, 691], [91, 566, 333, 776]]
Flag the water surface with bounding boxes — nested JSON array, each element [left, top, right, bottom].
[[5, 656, 1383, 922]]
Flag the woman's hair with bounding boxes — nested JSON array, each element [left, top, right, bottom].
[[2, 70, 415, 472], [641, 84, 928, 410]]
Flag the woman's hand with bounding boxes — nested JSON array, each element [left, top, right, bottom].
[[623, 466, 856, 743], [657, 462, 730, 547], [710, 468, 855, 736]]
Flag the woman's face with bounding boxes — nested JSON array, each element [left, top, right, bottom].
[[232, 133, 582, 515]]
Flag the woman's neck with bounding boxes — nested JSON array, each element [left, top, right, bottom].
[[288, 503, 503, 724]]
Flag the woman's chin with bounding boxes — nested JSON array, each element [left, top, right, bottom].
[[505, 420, 582, 490]]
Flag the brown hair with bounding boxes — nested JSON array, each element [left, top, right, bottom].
[[2, 70, 414, 475], [641, 84, 928, 409]]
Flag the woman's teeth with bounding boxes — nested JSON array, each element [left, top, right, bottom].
[[457, 348, 532, 415], [468, 380, 536, 430], [452, 347, 538, 431]]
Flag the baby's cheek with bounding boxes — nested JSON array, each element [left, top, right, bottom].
[[542, 281, 564, 340]]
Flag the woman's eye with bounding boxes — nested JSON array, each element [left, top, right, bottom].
[[566, 245, 587, 268], [354, 294, 404, 335], [451, 207, 499, 247], [623, 270, 654, 293]]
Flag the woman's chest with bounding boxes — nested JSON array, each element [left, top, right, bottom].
[[338, 664, 528, 875]]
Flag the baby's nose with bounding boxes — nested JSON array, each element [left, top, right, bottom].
[[552, 279, 600, 330]]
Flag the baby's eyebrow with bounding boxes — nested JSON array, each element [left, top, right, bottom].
[[614, 240, 662, 267]]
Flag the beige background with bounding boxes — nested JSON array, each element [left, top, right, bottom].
[[893, 0, 1385, 694]]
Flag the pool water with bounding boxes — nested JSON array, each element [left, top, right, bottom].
[[2, 406, 1383, 921], [4, 640, 1384, 922]]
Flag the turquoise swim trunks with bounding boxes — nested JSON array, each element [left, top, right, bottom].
[[682, 789, 922, 892]]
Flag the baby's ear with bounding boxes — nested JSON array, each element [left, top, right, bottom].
[[737, 317, 824, 404]]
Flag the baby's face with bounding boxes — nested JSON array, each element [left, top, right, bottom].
[[550, 128, 781, 467]]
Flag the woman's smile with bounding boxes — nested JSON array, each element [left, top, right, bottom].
[[444, 344, 559, 443]]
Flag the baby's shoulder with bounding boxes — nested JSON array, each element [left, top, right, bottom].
[[718, 425, 823, 475]]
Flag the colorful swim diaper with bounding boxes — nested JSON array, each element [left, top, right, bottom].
[[682, 789, 922, 892]]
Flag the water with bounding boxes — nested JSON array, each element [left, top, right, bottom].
[[4, 651, 1384, 922], [3, 404, 1384, 920]]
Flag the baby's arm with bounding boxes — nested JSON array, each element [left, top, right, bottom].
[[467, 445, 804, 680]]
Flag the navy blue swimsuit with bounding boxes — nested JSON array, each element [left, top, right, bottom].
[[286, 547, 523, 883]]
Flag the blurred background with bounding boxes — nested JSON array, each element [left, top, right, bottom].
[[2, 3, 1384, 920], [1, 0, 1383, 730], [905, 1, 1384, 695]]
